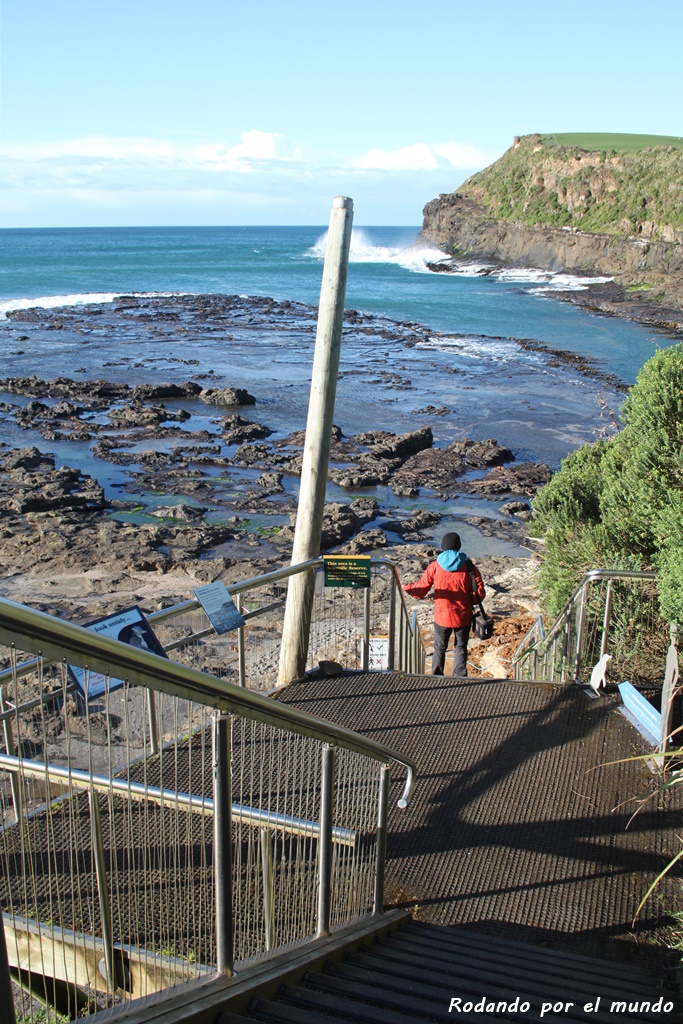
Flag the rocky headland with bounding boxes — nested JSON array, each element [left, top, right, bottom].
[[420, 133, 683, 332]]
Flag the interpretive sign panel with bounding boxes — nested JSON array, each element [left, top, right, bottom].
[[68, 606, 167, 701], [323, 554, 371, 589], [194, 581, 245, 634]]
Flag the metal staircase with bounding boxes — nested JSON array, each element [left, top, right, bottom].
[[215, 918, 679, 1024]]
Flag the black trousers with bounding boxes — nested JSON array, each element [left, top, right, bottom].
[[432, 623, 470, 677]]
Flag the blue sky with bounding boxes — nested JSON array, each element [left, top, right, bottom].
[[1, 0, 681, 227]]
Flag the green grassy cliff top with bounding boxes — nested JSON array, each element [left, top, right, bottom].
[[456, 133, 683, 240], [547, 132, 683, 152]]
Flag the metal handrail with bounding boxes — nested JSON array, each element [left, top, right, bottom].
[[0, 753, 357, 845], [0, 557, 325, 687], [0, 594, 416, 808], [0, 555, 426, 687], [512, 569, 659, 681]]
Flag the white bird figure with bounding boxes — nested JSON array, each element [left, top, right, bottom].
[[588, 653, 612, 692]]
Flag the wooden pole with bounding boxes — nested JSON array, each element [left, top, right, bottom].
[[277, 197, 354, 686]]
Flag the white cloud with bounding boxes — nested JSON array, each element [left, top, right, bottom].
[[0, 129, 501, 225], [0, 130, 298, 172], [356, 143, 440, 171], [355, 140, 496, 171]]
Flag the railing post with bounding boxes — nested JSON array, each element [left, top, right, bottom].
[[0, 686, 21, 822], [213, 713, 234, 975], [397, 612, 404, 673], [600, 581, 613, 659], [260, 828, 275, 951], [387, 575, 396, 671], [573, 585, 587, 682], [0, 912, 16, 1024], [316, 744, 335, 938], [236, 595, 246, 687], [362, 586, 371, 671], [373, 764, 390, 915], [90, 789, 115, 991], [146, 687, 159, 757]]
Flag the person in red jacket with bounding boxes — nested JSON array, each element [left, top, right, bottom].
[[402, 532, 485, 677]]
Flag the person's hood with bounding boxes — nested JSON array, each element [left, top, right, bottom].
[[437, 550, 468, 572]]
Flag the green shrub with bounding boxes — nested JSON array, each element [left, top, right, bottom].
[[532, 344, 683, 623]]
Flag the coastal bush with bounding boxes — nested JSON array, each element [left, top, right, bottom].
[[532, 344, 683, 625]]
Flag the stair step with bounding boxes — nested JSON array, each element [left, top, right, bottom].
[[307, 968, 528, 1023], [247, 997, 345, 1024], [316, 959, 656, 1024], [280, 983, 431, 1024], [400, 922, 654, 982], [371, 932, 657, 1001], [216, 925, 679, 1024]]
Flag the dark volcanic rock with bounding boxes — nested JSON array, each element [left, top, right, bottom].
[[148, 503, 208, 521], [344, 528, 388, 554], [329, 461, 392, 488], [2, 447, 52, 472], [109, 403, 190, 428], [460, 463, 551, 497], [367, 426, 433, 462], [221, 415, 273, 444], [383, 509, 442, 540], [256, 472, 285, 494], [132, 382, 202, 400], [499, 500, 533, 520], [391, 437, 513, 497], [0, 451, 105, 513], [275, 501, 371, 551], [230, 443, 286, 469], [200, 387, 256, 406]]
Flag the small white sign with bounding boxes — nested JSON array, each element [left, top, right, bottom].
[[194, 581, 245, 634], [368, 637, 390, 671]]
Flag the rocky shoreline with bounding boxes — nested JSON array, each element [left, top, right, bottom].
[[0, 292, 582, 675], [426, 256, 683, 338], [0, 372, 544, 673]]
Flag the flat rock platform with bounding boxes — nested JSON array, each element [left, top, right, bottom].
[[277, 672, 683, 974]]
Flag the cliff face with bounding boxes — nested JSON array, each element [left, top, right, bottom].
[[419, 135, 683, 312]]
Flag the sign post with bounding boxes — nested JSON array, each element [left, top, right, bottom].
[[277, 197, 354, 686]]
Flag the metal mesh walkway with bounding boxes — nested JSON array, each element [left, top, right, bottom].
[[277, 672, 683, 971]]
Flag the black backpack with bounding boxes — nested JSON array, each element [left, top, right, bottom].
[[466, 560, 494, 640]]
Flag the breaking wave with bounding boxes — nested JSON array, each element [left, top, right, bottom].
[[0, 291, 178, 320], [307, 228, 446, 272]]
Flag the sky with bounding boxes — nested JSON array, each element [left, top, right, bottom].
[[1, 0, 682, 227]]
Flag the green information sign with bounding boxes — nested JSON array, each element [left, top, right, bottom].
[[323, 554, 371, 589]]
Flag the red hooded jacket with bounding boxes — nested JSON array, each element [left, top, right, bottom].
[[403, 554, 485, 629]]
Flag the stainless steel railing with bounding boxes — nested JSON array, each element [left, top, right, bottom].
[[512, 569, 665, 685], [0, 557, 427, 698], [0, 592, 416, 1023]]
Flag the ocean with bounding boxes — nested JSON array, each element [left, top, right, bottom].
[[0, 225, 670, 557], [0, 224, 663, 384]]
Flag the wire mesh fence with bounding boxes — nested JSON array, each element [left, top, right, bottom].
[[0, 579, 415, 1024]]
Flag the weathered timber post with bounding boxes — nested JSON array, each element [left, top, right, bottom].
[[277, 197, 354, 686]]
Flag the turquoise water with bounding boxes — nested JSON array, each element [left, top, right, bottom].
[[0, 225, 666, 385]]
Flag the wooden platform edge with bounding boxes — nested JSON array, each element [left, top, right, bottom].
[[88, 909, 412, 1024]]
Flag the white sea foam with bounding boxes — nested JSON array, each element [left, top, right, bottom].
[[493, 267, 613, 290], [0, 291, 177, 320], [307, 229, 448, 272], [416, 333, 530, 364], [527, 273, 613, 293]]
